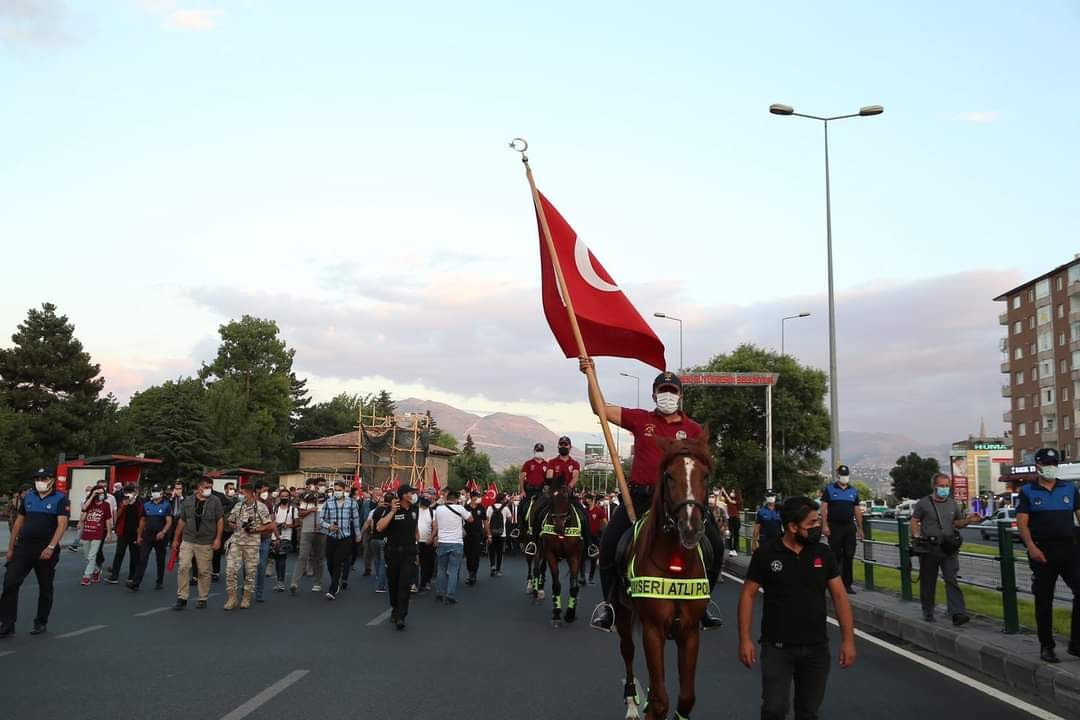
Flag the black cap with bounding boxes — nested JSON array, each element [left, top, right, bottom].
[[123, 484, 137, 493], [31, 467, 54, 479], [558, 435, 571, 446], [397, 484, 416, 497], [836, 465, 850, 477], [653, 371, 682, 392], [533, 442, 544, 452], [1035, 448, 1060, 466], [151, 484, 164, 493], [470, 491, 482, 498]]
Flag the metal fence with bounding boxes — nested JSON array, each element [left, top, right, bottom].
[[738, 511, 1068, 634]]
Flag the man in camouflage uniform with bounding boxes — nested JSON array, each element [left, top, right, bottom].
[[224, 485, 272, 610]]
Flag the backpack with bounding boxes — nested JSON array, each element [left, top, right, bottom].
[[489, 504, 505, 536]]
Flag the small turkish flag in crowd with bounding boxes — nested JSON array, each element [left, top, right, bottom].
[[536, 192, 666, 370], [432, 468, 442, 495], [482, 483, 497, 508]]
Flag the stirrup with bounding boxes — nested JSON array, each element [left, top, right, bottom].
[[587, 544, 599, 558], [701, 601, 724, 630], [509, 528, 520, 539], [590, 602, 614, 632], [524, 541, 537, 556]]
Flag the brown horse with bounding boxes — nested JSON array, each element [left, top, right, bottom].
[[538, 480, 583, 627], [616, 432, 712, 720]]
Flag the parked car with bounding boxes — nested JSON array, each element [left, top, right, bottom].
[[975, 508, 1021, 542], [862, 500, 888, 519], [894, 499, 918, 521]]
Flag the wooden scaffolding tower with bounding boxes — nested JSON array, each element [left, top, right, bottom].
[[355, 405, 431, 488]]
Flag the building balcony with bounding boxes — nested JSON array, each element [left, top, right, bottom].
[[1070, 337, 1080, 353], [1075, 425, 1080, 439], [999, 311, 1009, 325], [999, 337, 1009, 353], [1003, 410, 1012, 423], [1036, 294, 1052, 309], [1069, 310, 1080, 324], [1000, 360, 1010, 373], [1042, 429, 1059, 443], [1038, 348, 1056, 362], [1039, 373, 1056, 388], [1002, 384, 1012, 397], [1070, 278, 1080, 297]]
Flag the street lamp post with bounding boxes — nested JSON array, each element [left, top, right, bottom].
[[653, 313, 683, 373], [618, 372, 641, 408], [781, 312, 811, 356], [769, 102, 883, 474]]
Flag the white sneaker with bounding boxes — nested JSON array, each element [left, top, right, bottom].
[[312, 584, 322, 592], [728, 550, 737, 557]]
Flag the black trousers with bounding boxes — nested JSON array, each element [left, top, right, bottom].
[[599, 492, 724, 601], [1029, 539, 1080, 649], [385, 546, 417, 620], [464, 533, 482, 577], [760, 642, 830, 720], [827, 523, 857, 589], [489, 536, 505, 572], [110, 536, 140, 581], [728, 516, 741, 551], [133, 535, 167, 586], [1, 540, 60, 627], [419, 542, 435, 587], [518, 491, 541, 536], [325, 535, 355, 594]]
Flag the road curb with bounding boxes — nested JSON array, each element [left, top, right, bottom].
[[723, 553, 1080, 716]]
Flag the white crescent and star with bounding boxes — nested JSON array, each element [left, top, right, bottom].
[[573, 238, 620, 293]]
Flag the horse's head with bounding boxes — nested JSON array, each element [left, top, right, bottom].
[[655, 428, 712, 550], [549, 479, 572, 536]]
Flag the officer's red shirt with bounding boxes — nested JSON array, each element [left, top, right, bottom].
[[587, 505, 608, 536], [620, 408, 703, 487], [522, 458, 548, 488], [547, 456, 581, 486]]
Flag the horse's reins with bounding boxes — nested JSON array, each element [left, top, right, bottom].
[[660, 451, 709, 534]]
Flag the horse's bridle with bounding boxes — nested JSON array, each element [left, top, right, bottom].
[[661, 453, 709, 533]]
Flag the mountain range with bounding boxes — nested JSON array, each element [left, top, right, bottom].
[[398, 398, 949, 471]]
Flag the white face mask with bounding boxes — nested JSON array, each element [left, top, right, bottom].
[[534, 452, 544, 459], [151, 492, 162, 500], [765, 496, 776, 506], [226, 489, 236, 497], [656, 392, 680, 415], [34, 480, 52, 494], [409, 493, 418, 504], [1040, 466, 1059, 481], [201, 488, 212, 498], [334, 491, 345, 499], [125, 493, 135, 500], [837, 477, 849, 486], [259, 491, 269, 500]]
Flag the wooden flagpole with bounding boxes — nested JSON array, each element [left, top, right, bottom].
[[514, 139, 638, 523]]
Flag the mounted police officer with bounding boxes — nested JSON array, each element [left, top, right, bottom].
[[581, 364, 724, 631], [1016, 447, 1080, 663]]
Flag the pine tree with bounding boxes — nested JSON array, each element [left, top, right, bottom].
[[463, 434, 476, 454], [373, 390, 396, 418], [0, 303, 113, 470]]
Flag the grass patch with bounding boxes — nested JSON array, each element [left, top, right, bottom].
[[854, 561, 1071, 637]]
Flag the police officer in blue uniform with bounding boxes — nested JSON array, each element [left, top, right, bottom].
[[1, 468, 70, 638], [131, 483, 173, 591], [1016, 448, 1080, 663], [821, 464, 864, 595], [753, 492, 783, 549]]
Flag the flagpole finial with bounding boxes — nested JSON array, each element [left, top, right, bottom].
[[509, 137, 529, 162]]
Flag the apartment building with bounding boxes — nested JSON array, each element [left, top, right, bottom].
[[995, 256, 1080, 464]]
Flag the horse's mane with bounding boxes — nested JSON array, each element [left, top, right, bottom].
[[636, 439, 712, 559]]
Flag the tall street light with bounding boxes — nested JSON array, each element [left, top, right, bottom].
[[781, 312, 811, 356], [769, 102, 883, 474], [619, 372, 641, 408], [653, 312, 683, 373]]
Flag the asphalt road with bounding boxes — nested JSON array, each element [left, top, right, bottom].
[[0, 532, 1063, 719]]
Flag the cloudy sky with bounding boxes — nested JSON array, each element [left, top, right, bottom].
[[2, 1, 1078, 444]]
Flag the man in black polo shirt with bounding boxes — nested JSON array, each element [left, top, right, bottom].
[[738, 496, 856, 720], [376, 484, 419, 630], [1, 468, 70, 638]]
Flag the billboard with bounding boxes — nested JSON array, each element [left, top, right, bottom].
[[584, 443, 604, 460], [679, 372, 778, 387], [951, 456, 969, 503]]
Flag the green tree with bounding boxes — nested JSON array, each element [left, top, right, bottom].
[[462, 434, 476, 454], [294, 392, 364, 442], [199, 316, 302, 472], [889, 452, 940, 500], [497, 464, 521, 492], [681, 344, 830, 506], [0, 404, 34, 492], [853, 480, 874, 503], [431, 430, 458, 451], [449, 449, 495, 490], [0, 303, 117, 471], [372, 389, 396, 418], [122, 377, 216, 483]]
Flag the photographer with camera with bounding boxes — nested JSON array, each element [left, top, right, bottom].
[[289, 483, 326, 595], [911, 473, 983, 626], [223, 484, 273, 610]]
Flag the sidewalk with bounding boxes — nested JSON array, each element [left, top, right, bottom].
[[723, 552, 1080, 716]]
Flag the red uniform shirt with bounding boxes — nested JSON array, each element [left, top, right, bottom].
[[547, 456, 581, 486], [587, 505, 607, 536], [522, 458, 548, 488], [620, 407, 703, 486]]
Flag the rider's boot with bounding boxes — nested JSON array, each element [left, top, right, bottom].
[[590, 564, 617, 632], [701, 600, 724, 630]]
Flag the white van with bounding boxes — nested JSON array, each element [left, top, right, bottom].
[[862, 500, 888, 518], [894, 499, 919, 521]]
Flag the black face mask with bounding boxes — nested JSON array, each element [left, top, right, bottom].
[[279, 497, 289, 504], [794, 527, 823, 546], [419, 498, 431, 507], [558, 447, 570, 456]]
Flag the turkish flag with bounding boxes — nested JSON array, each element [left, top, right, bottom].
[[482, 482, 497, 508], [352, 470, 361, 491], [466, 479, 479, 494], [536, 192, 666, 371], [432, 468, 442, 495]]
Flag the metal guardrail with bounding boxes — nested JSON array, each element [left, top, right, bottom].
[[737, 511, 1063, 635]]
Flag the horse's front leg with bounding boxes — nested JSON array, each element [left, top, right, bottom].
[[549, 554, 562, 625], [674, 620, 701, 719], [641, 619, 670, 720], [617, 606, 640, 719], [565, 554, 580, 623]]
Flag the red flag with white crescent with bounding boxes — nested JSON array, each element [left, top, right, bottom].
[[536, 192, 666, 370], [432, 468, 442, 495]]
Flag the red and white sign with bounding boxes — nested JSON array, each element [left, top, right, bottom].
[[679, 372, 778, 387], [952, 476, 970, 503]]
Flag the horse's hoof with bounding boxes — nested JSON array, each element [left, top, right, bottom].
[[537, 590, 545, 600], [624, 699, 641, 720], [552, 620, 561, 629], [565, 610, 576, 623]]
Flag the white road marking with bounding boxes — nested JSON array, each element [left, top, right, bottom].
[[56, 624, 107, 639], [135, 591, 219, 616], [366, 608, 393, 626], [721, 572, 1066, 720], [219, 669, 309, 720], [0, 651, 15, 658]]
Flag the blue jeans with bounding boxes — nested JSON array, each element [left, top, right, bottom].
[[256, 536, 271, 601], [435, 543, 464, 599], [371, 538, 387, 590]]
